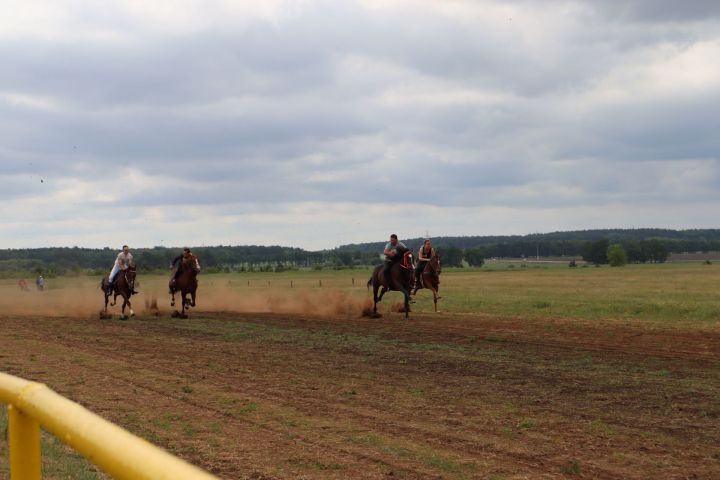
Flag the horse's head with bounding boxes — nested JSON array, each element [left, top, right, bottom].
[[398, 247, 414, 270], [125, 264, 137, 288], [430, 253, 442, 274], [182, 254, 201, 272]]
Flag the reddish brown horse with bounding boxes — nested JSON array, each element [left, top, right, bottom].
[[367, 247, 414, 319], [169, 253, 200, 318], [412, 253, 442, 312], [100, 265, 136, 320]]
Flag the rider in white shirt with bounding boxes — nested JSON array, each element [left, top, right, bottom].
[[107, 245, 136, 293]]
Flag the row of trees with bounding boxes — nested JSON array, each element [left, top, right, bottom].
[[582, 239, 669, 265], [0, 229, 706, 275]]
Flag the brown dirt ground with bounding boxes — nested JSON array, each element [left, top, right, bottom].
[[1, 309, 719, 479]]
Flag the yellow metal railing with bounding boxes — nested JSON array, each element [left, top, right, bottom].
[[1, 372, 218, 480]]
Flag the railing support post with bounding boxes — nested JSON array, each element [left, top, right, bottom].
[[8, 404, 42, 480]]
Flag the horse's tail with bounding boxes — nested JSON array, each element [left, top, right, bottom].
[[366, 276, 372, 290]]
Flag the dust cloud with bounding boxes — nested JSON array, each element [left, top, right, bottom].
[[0, 280, 378, 319]]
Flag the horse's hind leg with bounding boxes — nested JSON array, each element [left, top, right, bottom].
[[377, 286, 388, 302], [103, 293, 110, 316]]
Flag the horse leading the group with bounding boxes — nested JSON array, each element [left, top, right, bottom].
[[100, 265, 136, 320], [169, 253, 201, 318], [367, 246, 415, 318], [412, 252, 442, 312]]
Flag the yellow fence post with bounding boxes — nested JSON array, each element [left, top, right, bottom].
[[7, 403, 42, 480]]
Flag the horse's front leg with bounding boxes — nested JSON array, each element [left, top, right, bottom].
[[372, 283, 380, 315], [190, 289, 196, 307], [180, 294, 189, 318], [401, 289, 410, 318], [111, 293, 117, 307], [170, 290, 176, 307]]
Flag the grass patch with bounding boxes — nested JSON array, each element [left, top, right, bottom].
[[307, 462, 346, 470], [560, 459, 581, 475], [1, 407, 102, 479]]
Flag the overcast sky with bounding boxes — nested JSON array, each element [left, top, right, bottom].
[[1, 0, 719, 250]]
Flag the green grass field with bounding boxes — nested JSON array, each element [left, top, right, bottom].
[[156, 261, 720, 325]]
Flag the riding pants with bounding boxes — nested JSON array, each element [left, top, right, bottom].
[[109, 265, 122, 283], [415, 261, 428, 285], [383, 260, 394, 288]]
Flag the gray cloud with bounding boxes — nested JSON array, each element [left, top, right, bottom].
[[0, 0, 719, 248]]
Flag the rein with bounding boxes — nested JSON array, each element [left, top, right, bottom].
[[400, 251, 414, 270]]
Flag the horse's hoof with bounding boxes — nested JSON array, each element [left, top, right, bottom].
[[119, 315, 126, 321], [171, 310, 180, 318]]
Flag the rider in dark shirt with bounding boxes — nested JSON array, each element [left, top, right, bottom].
[[414, 239, 436, 291], [170, 248, 192, 287]]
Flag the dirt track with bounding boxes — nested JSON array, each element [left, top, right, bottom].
[[1, 310, 719, 479]]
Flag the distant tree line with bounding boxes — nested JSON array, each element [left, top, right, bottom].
[[0, 229, 716, 276], [581, 239, 669, 265]]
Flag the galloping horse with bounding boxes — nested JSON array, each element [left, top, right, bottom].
[[100, 265, 136, 320], [412, 253, 442, 312], [367, 246, 415, 319], [169, 254, 200, 318]]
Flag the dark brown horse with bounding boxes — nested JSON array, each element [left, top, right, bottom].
[[169, 253, 200, 318], [412, 253, 442, 312], [100, 265, 136, 320], [367, 247, 415, 319]]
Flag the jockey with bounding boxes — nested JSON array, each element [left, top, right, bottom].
[[169, 247, 192, 287], [107, 245, 137, 294], [414, 239, 436, 290], [383, 234, 407, 287]]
